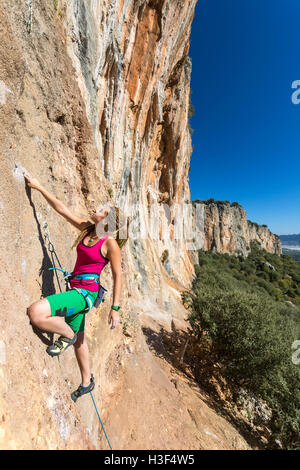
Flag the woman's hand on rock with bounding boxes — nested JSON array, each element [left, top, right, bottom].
[[108, 309, 120, 329], [24, 173, 42, 191]]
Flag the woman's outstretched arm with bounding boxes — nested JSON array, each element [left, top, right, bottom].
[[24, 174, 90, 231]]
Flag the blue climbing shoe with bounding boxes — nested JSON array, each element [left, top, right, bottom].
[[46, 333, 77, 357], [71, 374, 95, 402]]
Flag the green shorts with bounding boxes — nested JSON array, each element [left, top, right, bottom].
[[45, 289, 98, 333]]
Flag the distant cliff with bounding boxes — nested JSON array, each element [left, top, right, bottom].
[[192, 200, 282, 257]]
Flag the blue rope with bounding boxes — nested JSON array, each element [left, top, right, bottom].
[[90, 391, 113, 450]]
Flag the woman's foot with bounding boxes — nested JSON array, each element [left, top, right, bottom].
[[46, 333, 77, 357], [71, 374, 95, 402]]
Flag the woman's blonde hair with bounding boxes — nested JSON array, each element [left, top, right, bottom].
[[71, 205, 130, 250]]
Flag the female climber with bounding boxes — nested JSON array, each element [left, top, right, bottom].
[[24, 173, 128, 401]]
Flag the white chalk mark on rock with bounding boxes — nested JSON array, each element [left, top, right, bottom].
[[0, 80, 13, 105], [13, 164, 28, 183]]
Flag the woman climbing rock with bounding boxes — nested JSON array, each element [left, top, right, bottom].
[[24, 173, 129, 401]]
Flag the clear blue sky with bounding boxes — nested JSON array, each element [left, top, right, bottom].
[[188, 0, 300, 235]]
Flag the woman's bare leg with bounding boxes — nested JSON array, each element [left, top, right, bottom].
[[73, 331, 91, 387], [27, 299, 75, 339]]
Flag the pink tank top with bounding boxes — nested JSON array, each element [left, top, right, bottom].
[[69, 234, 110, 292]]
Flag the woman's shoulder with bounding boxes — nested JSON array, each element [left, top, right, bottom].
[[103, 236, 121, 250], [102, 235, 118, 245], [102, 235, 115, 242]]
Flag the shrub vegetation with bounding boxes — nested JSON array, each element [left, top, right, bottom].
[[182, 243, 300, 449]]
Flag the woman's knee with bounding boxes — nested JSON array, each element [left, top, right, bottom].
[[27, 299, 51, 325]]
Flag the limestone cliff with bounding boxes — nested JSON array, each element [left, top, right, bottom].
[[0, 0, 265, 450], [192, 201, 282, 257]]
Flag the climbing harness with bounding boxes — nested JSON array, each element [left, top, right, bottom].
[[43, 222, 107, 312], [43, 221, 112, 449], [26, 1, 33, 33], [69, 273, 106, 312]]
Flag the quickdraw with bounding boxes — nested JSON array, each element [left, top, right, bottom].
[[26, 1, 33, 33]]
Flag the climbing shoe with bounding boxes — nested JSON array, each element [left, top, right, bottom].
[[46, 333, 77, 357], [71, 374, 95, 402]]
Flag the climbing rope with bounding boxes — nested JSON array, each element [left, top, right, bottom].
[[90, 391, 113, 450], [43, 221, 112, 449]]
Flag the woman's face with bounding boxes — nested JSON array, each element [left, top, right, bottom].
[[90, 206, 110, 224]]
